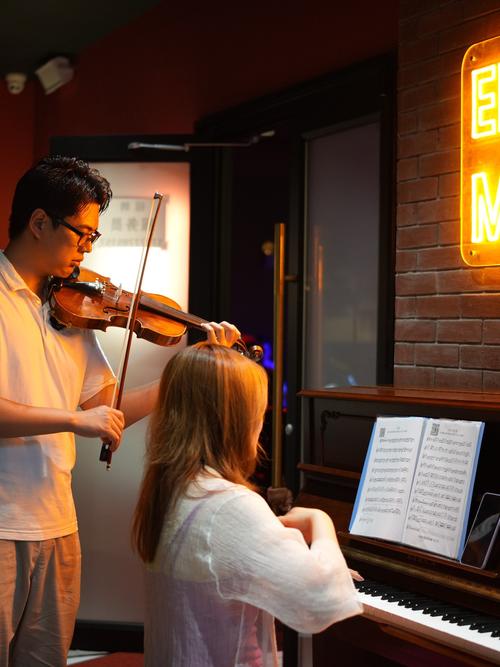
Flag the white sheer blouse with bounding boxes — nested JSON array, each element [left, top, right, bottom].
[[144, 470, 362, 666]]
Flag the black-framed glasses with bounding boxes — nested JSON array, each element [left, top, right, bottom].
[[51, 216, 101, 247]]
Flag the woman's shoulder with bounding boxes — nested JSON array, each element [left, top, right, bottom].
[[183, 472, 268, 517]]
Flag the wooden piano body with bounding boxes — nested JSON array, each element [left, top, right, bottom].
[[297, 386, 500, 667]]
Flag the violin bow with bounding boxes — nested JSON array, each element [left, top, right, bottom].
[[99, 192, 164, 469]]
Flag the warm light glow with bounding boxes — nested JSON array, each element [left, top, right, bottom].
[[461, 35, 500, 265], [471, 172, 500, 242], [471, 65, 499, 139]]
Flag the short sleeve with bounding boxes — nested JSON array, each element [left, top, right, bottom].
[[79, 330, 116, 404], [207, 490, 362, 634]]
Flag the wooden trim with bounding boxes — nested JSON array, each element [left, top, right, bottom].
[[299, 385, 500, 411], [298, 462, 361, 481]]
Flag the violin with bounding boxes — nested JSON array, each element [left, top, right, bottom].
[[48, 267, 263, 360]]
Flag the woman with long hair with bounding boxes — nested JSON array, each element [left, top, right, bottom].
[[133, 343, 362, 666]]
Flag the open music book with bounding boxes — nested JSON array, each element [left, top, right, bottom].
[[349, 416, 484, 559]]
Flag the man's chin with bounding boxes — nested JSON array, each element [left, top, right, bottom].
[[54, 266, 78, 279]]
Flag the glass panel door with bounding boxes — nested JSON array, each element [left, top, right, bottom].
[[303, 119, 381, 389]]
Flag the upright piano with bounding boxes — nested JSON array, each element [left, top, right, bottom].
[[297, 386, 500, 667]]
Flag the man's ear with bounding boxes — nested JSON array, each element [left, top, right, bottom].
[[28, 208, 48, 240]]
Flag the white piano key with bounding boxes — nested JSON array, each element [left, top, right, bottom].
[[357, 590, 500, 663]]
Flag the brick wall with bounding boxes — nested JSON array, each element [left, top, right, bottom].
[[395, 0, 500, 389]]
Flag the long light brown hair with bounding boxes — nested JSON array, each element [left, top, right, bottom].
[[132, 342, 268, 563]]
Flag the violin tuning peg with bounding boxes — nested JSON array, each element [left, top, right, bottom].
[[249, 345, 264, 362]]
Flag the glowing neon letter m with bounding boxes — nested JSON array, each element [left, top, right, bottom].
[[471, 172, 500, 242]]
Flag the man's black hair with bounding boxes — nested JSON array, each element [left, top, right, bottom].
[[8, 155, 112, 240]]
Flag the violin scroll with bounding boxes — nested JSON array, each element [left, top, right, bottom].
[[231, 339, 264, 363]]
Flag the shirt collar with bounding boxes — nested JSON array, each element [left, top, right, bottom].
[[0, 251, 36, 294]]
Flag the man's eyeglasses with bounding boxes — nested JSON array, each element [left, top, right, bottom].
[[51, 216, 101, 247]]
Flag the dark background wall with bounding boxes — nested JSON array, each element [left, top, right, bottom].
[[5, 0, 500, 391], [0, 0, 398, 246]]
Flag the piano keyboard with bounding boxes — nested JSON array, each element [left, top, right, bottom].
[[356, 579, 500, 664]]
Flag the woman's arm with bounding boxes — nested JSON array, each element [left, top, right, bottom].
[[208, 491, 363, 634]]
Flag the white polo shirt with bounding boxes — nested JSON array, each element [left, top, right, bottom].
[[0, 251, 115, 540]]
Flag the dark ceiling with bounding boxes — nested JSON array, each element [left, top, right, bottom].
[[0, 0, 162, 80]]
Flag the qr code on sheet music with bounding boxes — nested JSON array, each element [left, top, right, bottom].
[[430, 423, 440, 436]]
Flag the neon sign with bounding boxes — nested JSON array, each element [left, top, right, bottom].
[[462, 36, 500, 265]]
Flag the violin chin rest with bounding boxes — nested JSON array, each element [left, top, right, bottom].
[[49, 315, 67, 331]]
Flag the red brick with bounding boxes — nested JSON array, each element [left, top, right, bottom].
[[437, 269, 488, 294], [399, 82, 436, 111], [395, 342, 415, 364], [463, 1, 500, 20], [461, 294, 500, 318], [394, 365, 435, 388], [398, 130, 438, 158], [397, 272, 438, 295], [416, 295, 461, 318], [399, 35, 439, 66], [467, 267, 500, 291], [398, 177, 438, 203], [400, 0, 441, 21], [417, 197, 459, 223], [399, 50, 462, 89], [396, 250, 418, 272], [439, 173, 459, 197], [395, 296, 417, 318], [415, 343, 459, 366], [461, 345, 500, 370], [395, 319, 436, 342], [439, 220, 460, 245], [398, 157, 419, 181], [418, 100, 461, 132], [417, 246, 463, 270], [438, 124, 460, 150], [399, 14, 420, 40], [435, 368, 482, 390], [398, 224, 438, 249], [482, 370, 500, 392], [437, 320, 482, 343], [435, 74, 460, 103], [440, 14, 500, 54], [419, 149, 459, 176], [484, 321, 500, 344], [397, 203, 419, 226], [417, 4, 464, 37], [399, 110, 418, 135]]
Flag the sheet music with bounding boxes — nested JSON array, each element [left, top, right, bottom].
[[403, 419, 484, 559], [349, 417, 426, 542]]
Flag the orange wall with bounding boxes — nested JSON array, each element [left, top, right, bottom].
[[1, 0, 397, 243]]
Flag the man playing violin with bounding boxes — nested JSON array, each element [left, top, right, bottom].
[[0, 155, 240, 667]]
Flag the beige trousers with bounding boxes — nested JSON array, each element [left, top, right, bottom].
[[0, 533, 81, 667]]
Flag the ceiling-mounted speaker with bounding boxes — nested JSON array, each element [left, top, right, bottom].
[[35, 56, 74, 94]]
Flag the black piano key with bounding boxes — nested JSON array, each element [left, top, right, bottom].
[[444, 612, 465, 623], [447, 612, 480, 625], [356, 577, 499, 636], [470, 618, 497, 631], [402, 597, 431, 608], [397, 594, 423, 606], [422, 604, 450, 615], [476, 622, 500, 634], [456, 614, 486, 627]]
